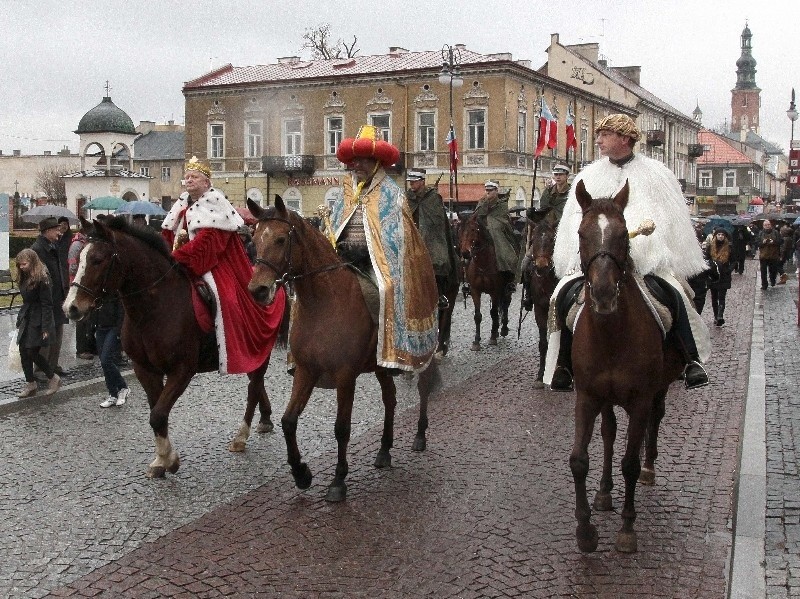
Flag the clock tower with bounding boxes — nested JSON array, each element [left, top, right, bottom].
[[731, 23, 760, 134]]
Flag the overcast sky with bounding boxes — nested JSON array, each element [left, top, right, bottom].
[[2, 0, 797, 156]]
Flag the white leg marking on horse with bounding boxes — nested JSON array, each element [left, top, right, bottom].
[[149, 435, 175, 468], [597, 214, 609, 245]]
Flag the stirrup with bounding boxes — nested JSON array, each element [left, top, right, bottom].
[[550, 366, 574, 392], [683, 361, 709, 390], [437, 295, 449, 310]]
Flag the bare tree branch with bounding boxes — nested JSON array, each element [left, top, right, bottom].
[[34, 166, 68, 202], [342, 35, 359, 59], [301, 24, 359, 60]]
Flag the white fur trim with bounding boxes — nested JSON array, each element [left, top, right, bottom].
[[162, 189, 243, 239]]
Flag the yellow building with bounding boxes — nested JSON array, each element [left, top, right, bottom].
[[183, 45, 632, 215]]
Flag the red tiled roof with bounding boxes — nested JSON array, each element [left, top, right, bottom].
[[184, 49, 506, 89], [697, 130, 752, 165]]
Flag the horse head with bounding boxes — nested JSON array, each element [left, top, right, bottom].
[[526, 218, 557, 277], [576, 179, 631, 315], [459, 212, 486, 260], [248, 195, 301, 306]]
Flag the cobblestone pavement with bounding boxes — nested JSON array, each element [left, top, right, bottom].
[[0, 275, 758, 598], [762, 272, 800, 599]]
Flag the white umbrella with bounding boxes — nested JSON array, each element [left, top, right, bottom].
[[114, 200, 167, 216], [21, 204, 79, 224]]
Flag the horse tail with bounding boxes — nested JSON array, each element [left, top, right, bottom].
[[275, 294, 292, 349]]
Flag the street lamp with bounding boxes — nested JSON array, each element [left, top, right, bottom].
[[788, 88, 798, 148], [439, 44, 463, 214]]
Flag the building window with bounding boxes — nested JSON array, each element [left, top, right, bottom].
[[467, 109, 486, 150], [517, 111, 526, 153], [724, 169, 736, 188], [418, 111, 435, 152], [580, 124, 588, 164], [285, 197, 301, 212], [139, 166, 150, 177], [326, 116, 343, 155], [245, 121, 262, 158], [699, 170, 712, 189], [161, 167, 171, 182], [284, 118, 303, 155], [369, 113, 391, 142], [209, 123, 225, 158]]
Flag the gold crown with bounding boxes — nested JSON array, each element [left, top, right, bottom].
[[185, 156, 212, 178]]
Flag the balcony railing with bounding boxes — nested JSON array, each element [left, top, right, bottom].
[[646, 130, 665, 146], [261, 155, 315, 175], [716, 186, 740, 196], [687, 144, 704, 158]]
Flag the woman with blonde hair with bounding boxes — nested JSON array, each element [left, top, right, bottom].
[[708, 228, 733, 326], [14, 248, 61, 397]]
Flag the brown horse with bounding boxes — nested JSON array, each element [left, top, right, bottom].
[[63, 216, 285, 477], [459, 211, 511, 351], [246, 197, 440, 503], [521, 217, 559, 387], [569, 181, 683, 553]]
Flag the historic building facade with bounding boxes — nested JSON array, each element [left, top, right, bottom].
[[182, 45, 632, 215]]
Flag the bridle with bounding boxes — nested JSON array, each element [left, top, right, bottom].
[[579, 208, 630, 302], [253, 216, 349, 285], [70, 236, 178, 307]]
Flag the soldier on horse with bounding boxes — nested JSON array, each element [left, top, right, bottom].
[[472, 180, 521, 300]]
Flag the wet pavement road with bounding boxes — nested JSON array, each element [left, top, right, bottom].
[[0, 271, 768, 597]]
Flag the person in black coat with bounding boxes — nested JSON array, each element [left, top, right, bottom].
[[14, 249, 62, 397], [708, 228, 733, 326], [30, 217, 69, 375], [730, 225, 752, 275]]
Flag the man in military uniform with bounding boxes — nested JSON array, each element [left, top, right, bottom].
[[526, 163, 571, 226], [405, 168, 458, 308], [473, 180, 521, 296]]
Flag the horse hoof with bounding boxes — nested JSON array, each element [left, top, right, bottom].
[[412, 435, 427, 452], [532, 380, 545, 390], [325, 483, 347, 503], [639, 467, 656, 485], [256, 420, 274, 434], [146, 466, 166, 479], [471, 343, 481, 351], [228, 440, 246, 453], [593, 492, 613, 511], [576, 523, 599, 553], [433, 351, 444, 363], [615, 531, 638, 553], [374, 449, 392, 468], [500, 327, 509, 337], [293, 463, 313, 490], [167, 457, 180, 474], [488, 338, 498, 346]]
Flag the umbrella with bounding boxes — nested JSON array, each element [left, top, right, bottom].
[[83, 196, 126, 210], [114, 200, 166, 216], [794, 217, 800, 226], [235, 206, 257, 225], [703, 216, 734, 236], [21, 204, 79, 224]]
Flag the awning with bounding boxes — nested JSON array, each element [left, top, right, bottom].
[[437, 183, 487, 203]]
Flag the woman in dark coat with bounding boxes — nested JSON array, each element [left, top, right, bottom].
[[14, 249, 61, 397], [708, 228, 733, 326]]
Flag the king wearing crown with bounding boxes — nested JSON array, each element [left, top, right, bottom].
[[330, 126, 438, 373]]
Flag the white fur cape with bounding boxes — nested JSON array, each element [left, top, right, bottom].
[[553, 154, 706, 280], [162, 189, 243, 239]]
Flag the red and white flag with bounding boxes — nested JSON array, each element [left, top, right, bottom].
[[535, 98, 557, 157]]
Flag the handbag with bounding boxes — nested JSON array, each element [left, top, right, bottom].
[[7, 331, 22, 374]]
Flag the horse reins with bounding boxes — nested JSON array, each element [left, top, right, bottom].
[[579, 206, 631, 303], [254, 216, 350, 285]]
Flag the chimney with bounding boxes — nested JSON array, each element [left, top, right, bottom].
[[612, 66, 641, 85], [551, 33, 560, 46], [138, 120, 155, 135], [388, 47, 408, 54], [455, 44, 466, 51], [168, 120, 174, 126], [277, 56, 300, 65], [13, 150, 20, 156], [0, 150, 3, 156], [44, 151, 51, 156], [598, 59, 607, 68]]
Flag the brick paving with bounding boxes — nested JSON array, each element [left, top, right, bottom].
[[0, 273, 750, 598], [762, 272, 800, 599]]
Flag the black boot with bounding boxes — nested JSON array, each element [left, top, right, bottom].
[[550, 328, 574, 392], [716, 303, 725, 326]]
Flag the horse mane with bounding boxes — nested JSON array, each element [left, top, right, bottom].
[[101, 216, 174, 261]]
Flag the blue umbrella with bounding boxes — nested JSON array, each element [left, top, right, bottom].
[[115, 200, 167, 216], [703, 217, 734, 236], [83, 196, 126, 210]]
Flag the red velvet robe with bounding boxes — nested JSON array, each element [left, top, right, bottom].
[[163, 226, 285, 374]]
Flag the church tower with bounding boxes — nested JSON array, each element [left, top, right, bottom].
[[730, 23, 760, 134]]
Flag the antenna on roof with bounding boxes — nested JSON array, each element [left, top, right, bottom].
[[104, 80, 112, 97]]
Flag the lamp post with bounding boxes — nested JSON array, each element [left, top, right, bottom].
[[787, 89, 799, 326], [788, 88, 798, 148], [439, 44, 463, 214]]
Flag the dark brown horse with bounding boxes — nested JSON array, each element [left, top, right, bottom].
[[569, 180, 683, 553], [246, 197, 440, 503], [459, 211, 510, 351], [521, 217, 559, 387], [63, 217, 285, 477]]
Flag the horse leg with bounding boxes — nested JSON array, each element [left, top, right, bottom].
[[488, 297, 499, 346], [229, 357, 271, 453], [570, 394, 602, 552], [281, 370, 317, 491], [593, 405, 617, 511], [143, 367, 192, 479], [471, 293, 483, 351], [414, 359, 440, 451], [640, 390, 666, 485], [500, 290, 510, 338], [435, 300, 455, 359], [326, 380, 356, 502], [374, 371, 397, 468], [615, 405, 649, 553], [533, 306, 547, 389]]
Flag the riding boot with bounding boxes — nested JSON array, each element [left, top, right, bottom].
[[435, 275, 449, 310], [717, 302, 725, 326], [671, 298, 709, 390], [550, 327, 574, 392]]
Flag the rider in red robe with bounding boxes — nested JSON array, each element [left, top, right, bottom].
[[162, 157, 285, 374]]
